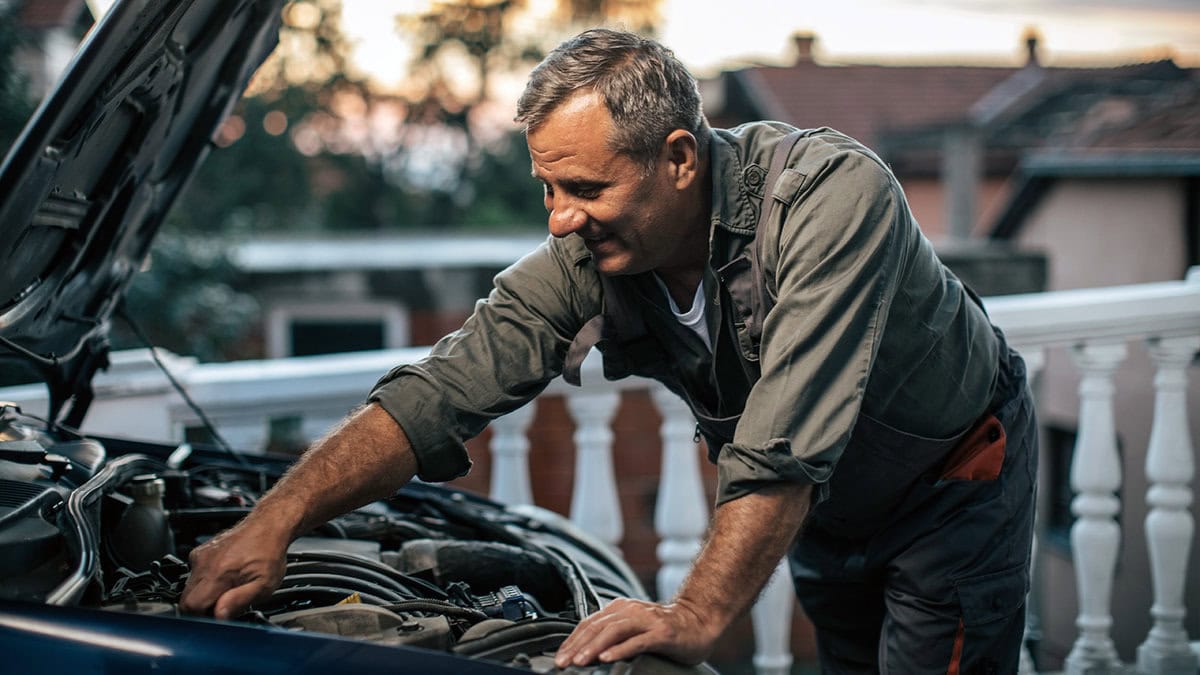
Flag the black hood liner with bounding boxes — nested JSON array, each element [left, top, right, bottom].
[[0, 0, 285, 426]]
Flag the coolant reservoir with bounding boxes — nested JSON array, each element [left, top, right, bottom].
[[112, 474, 175, 571]]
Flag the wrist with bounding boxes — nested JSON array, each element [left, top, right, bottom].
[[671, 596, 731, 643], [240, 497, 305, 549]]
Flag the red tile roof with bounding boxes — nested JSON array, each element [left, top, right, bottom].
[[1072, 83, 1200, 152], [729, 62, 1019, 145], [715, 56, 1198, 154]]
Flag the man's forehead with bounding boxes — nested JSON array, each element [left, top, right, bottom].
[[529, 91, 611, 143]]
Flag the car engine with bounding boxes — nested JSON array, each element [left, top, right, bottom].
[[0, 405, 693, 674]]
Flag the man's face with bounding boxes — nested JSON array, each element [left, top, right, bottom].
[[528, 91, 700, 277]]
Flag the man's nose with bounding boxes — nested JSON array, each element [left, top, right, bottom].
[[548, 200, 587, 238]]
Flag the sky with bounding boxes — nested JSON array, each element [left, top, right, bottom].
[[656, 0, 1200, 74], [340, 0, 1200, 90]]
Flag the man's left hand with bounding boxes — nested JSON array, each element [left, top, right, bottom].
[[553, 597, 719, 667]]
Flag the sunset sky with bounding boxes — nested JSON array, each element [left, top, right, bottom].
[[656, 0, 1200, 73], [340, 0, 1200, 90]]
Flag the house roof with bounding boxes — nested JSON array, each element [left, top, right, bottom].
[[709, 34, 1198, 164], [978, 60, 1197, 151], [990, 65, 1200, 237], [732, 61, 1017, 146]]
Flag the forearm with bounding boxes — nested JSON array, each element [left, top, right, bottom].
[[674, 482, 812, 631], [554, 480, 812, 667], [246, 402, 418, 542]]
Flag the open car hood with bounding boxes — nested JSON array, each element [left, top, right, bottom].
[[0, 0, 285, 427]]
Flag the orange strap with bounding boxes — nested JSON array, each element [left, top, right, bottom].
[[947, 618, 965, 675]]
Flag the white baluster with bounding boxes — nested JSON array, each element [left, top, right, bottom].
[[489, 403, 536, 506], [751, 559, 795, 675], [1065, 342, 1126, 675], [649, 387, 708, 601], [567, 389, 623, 547], [1137, 336, 1200, 675]]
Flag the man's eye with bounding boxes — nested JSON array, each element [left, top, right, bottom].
[[576, 187, 600, 199]]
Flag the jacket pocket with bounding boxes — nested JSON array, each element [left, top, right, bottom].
[[940, 414, 1005, 481]]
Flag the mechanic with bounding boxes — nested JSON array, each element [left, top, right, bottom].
[[180, 28, 1037, 673]]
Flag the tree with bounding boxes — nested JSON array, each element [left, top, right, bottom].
[[393, 0, 663, 223], [112, 235, 261, 362]]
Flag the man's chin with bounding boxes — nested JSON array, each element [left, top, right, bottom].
[[593, 255, 641, 277]]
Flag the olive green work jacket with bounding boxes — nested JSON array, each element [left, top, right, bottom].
[[370, 122, 999, 507]]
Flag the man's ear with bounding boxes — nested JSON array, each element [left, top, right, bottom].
[[663, 129, 699, 189]]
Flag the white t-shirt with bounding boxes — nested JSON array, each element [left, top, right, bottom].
[[653, 274, 712, 352]]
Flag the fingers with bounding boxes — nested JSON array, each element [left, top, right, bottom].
[[177, 575, 216, 615], [593, 631, 659, 664], [556, 602, 643, 667], [554, 599, 712, 668], [214, 582, 269, 620], [178, 525, 286, 618]]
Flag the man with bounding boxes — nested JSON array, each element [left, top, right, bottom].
[[181, 29, 1037, 673]]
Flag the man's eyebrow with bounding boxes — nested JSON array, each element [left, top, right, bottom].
[[527, 170, 608, 193], [563, 178, 607, 189]]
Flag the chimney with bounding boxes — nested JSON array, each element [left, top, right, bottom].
[[1023, 27, 1041, 67], [792, 32, 816, 65]]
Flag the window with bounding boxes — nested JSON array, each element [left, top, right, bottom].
[[266, 302, 409, 358]]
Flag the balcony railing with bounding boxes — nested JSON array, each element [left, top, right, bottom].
[[2, 269, 1198, 673]]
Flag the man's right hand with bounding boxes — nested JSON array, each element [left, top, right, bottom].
[[177, 403, 419, 620], [179, 519, 289, 619]]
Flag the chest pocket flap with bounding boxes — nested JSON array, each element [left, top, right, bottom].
[[771, 168, 807, 205]]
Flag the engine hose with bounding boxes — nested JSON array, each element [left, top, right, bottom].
[[277, 573, 407, 603], [451, 619, 578, 657], [536, 544, 599, 620], [169, 509, 343, 538], [253, 585, 392, 613], [336, 516, 442, 542], [380, 599, 488, 622], [284, 561, 417, 598], [286, 550, 447, 599]]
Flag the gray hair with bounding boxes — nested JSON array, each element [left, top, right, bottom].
[[515, 29, 708, 171]]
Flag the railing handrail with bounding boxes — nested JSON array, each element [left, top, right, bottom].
[[3, 271, 1197, 421], [986, 269, 1200, 346]]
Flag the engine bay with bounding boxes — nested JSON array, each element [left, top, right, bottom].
[[0, 405, 665, 673]]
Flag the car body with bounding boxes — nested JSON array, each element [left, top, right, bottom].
[[0, 1, 714, 672]]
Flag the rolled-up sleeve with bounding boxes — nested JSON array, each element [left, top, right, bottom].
[[369, 237, 600, 482], [717, 147, 908, 505]]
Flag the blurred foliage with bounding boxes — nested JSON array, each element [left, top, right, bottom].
[[0, 3, 36, 158], [112, 236, 261, 362], [397, 0, 661, 208], [167, 0, 664, 236], [1, 0, 664, 365]]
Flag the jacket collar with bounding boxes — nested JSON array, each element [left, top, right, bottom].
[[707, 128, 761, 239], [706, 130, 761, 271]]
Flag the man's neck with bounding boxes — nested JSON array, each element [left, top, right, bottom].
[[656, 152, 713, 312], [657, 269, 704, 312]]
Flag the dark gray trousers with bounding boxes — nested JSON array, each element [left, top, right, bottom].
[[791, 337, 1037, 674]]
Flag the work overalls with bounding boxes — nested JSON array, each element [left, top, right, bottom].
[[563, 133, 1037, 674]]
